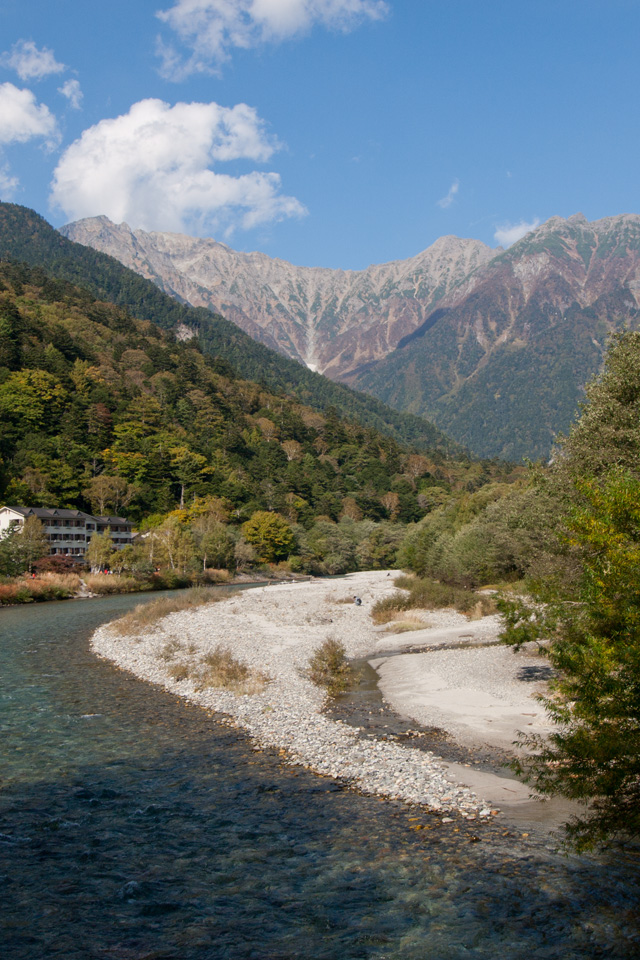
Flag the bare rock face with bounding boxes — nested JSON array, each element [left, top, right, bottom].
[[60, 216, 495, 376]]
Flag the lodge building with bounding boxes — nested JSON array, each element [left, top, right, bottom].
[[0, 506, 134, 559]]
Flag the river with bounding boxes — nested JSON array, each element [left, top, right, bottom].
[[0, 591, 637, 959]]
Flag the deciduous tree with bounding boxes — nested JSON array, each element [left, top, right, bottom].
[[242, 511, 295, 563]]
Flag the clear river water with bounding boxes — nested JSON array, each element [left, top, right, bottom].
[[0, 590, 638, 959]]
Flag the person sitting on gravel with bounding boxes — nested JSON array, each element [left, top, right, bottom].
[[353, 596, 362, 606]]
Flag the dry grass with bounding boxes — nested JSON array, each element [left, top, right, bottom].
[[201, 568, 232, 584], [110, 587, 233, 636], [86, 574, 142, 595], [159, 638, 184, 660], [372, 606, 405, 625], [42, 572, 82, 591], [372, 576, 497, 623], [0, 572, 82, 604], [197, 647, 268, 695], [167, 662, 191, 682], [384, 614, 432, 633], [164, 645, 268, 695], [324, 593, 361, 607]]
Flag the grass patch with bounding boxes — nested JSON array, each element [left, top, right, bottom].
[[200, 568, 232, 584], [372, 606, 405, 625], [164, 645, 268, 695], [110, 587, 233, 636], [307, 637, 354, 696], [0, 572, 81, 604], [384, 614, 432, 633], [159, 638, 184, 660], [372, 575, 497, 624], [324, 593, 354, 605], [167, 662, 191, 682], [86, 574, 144, 595], [197, 647, 268, 695]]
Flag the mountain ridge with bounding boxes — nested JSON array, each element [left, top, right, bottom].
[[61, 216, 495, 377], [351, 213, 640, 459], [61, 209, 640, 460]]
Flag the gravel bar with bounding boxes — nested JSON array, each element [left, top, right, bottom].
[[91, 571, 495, 818]]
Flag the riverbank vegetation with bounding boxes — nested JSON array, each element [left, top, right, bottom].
[[392, 331, 640, 851], [0, 570, 81, 604], [307, 637, 354, 695], [372, 575, 498, 622], [109, 587, 229, 636]]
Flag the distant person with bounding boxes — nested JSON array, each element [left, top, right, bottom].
[[353, 596, 362, 606]]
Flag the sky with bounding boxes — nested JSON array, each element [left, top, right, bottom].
[[0, 0, 639, 270]]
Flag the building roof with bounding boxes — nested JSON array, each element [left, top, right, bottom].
[[1, 506, 94, 520], [1, 506, 131, 524]]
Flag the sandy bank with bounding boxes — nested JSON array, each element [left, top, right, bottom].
[[91, 571, 555, 820]]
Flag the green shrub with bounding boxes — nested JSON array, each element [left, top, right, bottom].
[[308, 637, 354, 695]]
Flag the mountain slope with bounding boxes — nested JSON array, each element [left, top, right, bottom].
[[61, 215, 495, 378], [350, 214, 640, 460], [0, 259, 458, 523], [0, 203, 457, 455]]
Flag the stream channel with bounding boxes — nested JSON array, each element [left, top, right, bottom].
[[0, 588, 638, 959]]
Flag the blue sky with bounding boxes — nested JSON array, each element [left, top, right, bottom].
[[0, 0, 638, 269]]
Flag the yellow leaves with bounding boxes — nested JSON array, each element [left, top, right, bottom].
[[0, 368, 67, 427], [102, 447, 148, 482]]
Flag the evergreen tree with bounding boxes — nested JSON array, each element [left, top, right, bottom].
[[500, 332, 640, 849]]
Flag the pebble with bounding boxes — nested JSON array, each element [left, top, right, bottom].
[[91, 571, 491, 817]]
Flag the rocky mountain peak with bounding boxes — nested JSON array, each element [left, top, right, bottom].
[[61, 217, 495, 376]]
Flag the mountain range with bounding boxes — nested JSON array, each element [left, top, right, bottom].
[[0, 202, 455, 456], [63, 213, 640, 460], [61, 217, 494, 378]]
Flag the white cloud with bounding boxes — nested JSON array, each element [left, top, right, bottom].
[[156, 0, 389, 77], [437, 178, 459, 209], [1, 40, 65, 80], [494, 218, 540, 247], [0, 82, 59, 147], [50, 97, 306, 235], [0, 163, 19, 199], [58, 78, 83, 110]]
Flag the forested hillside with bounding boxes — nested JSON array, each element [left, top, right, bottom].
[[0, 203, 457, 455], [0, 261, 509, 533]]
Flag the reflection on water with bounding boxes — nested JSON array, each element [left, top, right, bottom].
[[0, 593, 638, 959]]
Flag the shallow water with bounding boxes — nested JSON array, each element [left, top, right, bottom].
[[0, 592, 638, 959]]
